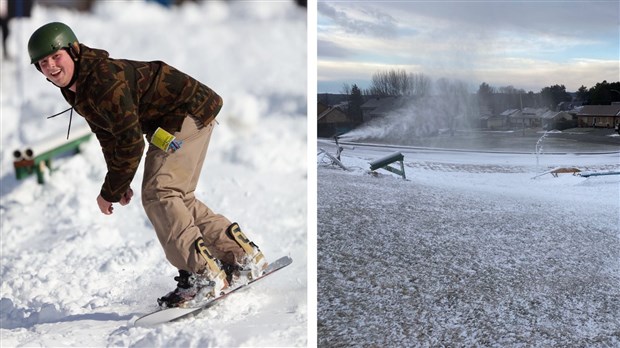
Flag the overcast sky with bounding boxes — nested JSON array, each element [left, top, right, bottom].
[[317, 1, 619, 94]]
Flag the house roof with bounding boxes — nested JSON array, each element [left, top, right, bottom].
[[577, 105, 620, 117], [521, 107, 548, 116], [541, 111, 571, 120], [361, 97, 395, 109], [507, 107, 548, 119], [500, 109, 520, 117], [361, 96, 416, 118], [318, 106, 347, 123], [318, 101, 329, 115], [371, 97, 411, 115], [541, 110, 556, 119]]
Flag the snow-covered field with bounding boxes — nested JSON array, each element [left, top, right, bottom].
[[317, 139, 619, 347], [1, 1, 307, 347]]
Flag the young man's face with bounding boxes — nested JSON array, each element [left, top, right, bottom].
[[38, 49, 75, 88]]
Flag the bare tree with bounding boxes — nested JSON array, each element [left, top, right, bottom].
[[366, 69, 431, 97], [340, 83, 351, 96]]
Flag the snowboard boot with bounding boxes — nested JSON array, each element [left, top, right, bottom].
[[157, 238, 229, 308], [195, 236, 229, 294], [224, 223, 269, 284], [157, 270, 200, 308]]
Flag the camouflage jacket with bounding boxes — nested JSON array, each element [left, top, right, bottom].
[[61, 44, 223, 202]]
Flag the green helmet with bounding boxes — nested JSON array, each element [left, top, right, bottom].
[[28, 22, 78, 64]]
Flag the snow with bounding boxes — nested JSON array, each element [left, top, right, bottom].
[[317, 138, 620, 347], [1, 1, 306, 347]]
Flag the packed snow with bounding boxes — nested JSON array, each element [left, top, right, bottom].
[[1, 1, 307, 347], [317, 137, 619, 347]]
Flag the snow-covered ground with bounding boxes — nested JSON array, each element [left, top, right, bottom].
[[1, 1, 307, 347], [317, 139, 619, 347]]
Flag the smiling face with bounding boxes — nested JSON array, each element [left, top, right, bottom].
[[38, 49, 75, 89]]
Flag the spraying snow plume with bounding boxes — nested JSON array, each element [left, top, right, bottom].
[[341, 97, 445, 141], [340, 79, 476, 145]]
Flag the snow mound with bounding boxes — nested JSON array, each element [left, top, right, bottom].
[[1, 1, 307, 346]]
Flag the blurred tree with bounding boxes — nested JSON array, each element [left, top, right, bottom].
[[1, 0, 34, 60], [35, 0, 95, 12], [148, 0, 173, 7], [540, 84, 571, 111], [576, 85, 589, 103], [588, 80, 620, 105], [347, 84, 364, 125], [340, 83, 351, 96], [477, 82, 540, 118], [477, 82, 495, 115]]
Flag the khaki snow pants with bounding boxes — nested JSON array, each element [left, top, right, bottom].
[[142, 115, 244, 273]]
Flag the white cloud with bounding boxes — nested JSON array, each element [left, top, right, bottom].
[[317, 2, 398, 38], [318, 1, 619, 93]]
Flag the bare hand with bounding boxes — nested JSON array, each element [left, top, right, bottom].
[[119, 187, 133, 206], [97, 194, 113, 215]]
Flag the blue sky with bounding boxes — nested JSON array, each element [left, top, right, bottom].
[[317, 1, 620, 94]]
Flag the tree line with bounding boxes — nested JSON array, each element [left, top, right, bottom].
[[478, 80, 620, 116], [333, 68, 620, 126]]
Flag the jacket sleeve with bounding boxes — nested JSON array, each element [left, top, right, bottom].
[[93, 79, 145, 203], [86, 122, 115, 169]]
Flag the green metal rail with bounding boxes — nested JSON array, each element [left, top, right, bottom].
[[369, 152, 406, 179], [13, 132, 92, 184]]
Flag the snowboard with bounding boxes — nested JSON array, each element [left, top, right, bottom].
[[134, 255, 293, 327]]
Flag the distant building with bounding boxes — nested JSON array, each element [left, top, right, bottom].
[[317, 102, 353, 138], [541, 110, 575, 130], [577, 105, 620, 128], [491, 109, 519, 130], [506, 108, 547, 128], [360, 96, 412, 122]]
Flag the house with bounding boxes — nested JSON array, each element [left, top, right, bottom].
[[557, 101, 583, 111], [508, 107, 547, 128], [360, 96, 412, 122], [317, 102, 353, 138], [318, 101, 329, 116], [541, 110, 575, 130], [485, 109, 519, 130], [478, 104, 493, 129], [576, 105, 620, 128], [360, 96, 395, 122]]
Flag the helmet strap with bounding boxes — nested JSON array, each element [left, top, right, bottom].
[[68, 42, 80, 61]]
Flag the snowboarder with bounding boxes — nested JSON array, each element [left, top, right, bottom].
[[27, 22, 268, 307]]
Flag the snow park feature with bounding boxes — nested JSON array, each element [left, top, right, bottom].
[[11, 125, 92, 184], [368, 151, 406, 180], [317, 135, 619, 347], [317, 135, 350, 171], [317, 148, 348, 171], [580, 170, 620, 178], [1, 1, 307, 347]]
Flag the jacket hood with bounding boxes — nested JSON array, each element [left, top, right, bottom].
[[79, 44, 109, 61], [77, 44, 109, 77]]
